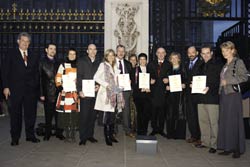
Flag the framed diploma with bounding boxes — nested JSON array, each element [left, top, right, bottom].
[[62, 74, 76, 92], [139, 73, 150, 89], [82, 80, 95, 97], [169, 74, 182, 92], [118, 74, 131, 91], [191, 75, 207, 94]]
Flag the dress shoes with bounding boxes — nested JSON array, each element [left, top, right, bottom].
[[209, 148, 217, 153], [195, 143, 206, 148], [125, 132, 135, 138], [87, 137, 98, 143], [79, 140, 87, 145], [26, 137, 40, 143], [218, 151, 232, 155], [232, 152, 240, 158], [159, 132, 167, 138], [43, 135, 51, 141], [186, 138, 197, 143], [11, 140, 19, 146], [56, 134, 66, 140]]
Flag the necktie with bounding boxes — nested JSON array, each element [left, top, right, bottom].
[[23, 51, 28, 66], [189, 61, 193, 70], [158, 62, 162, 76], [119, 60, 123, 74]]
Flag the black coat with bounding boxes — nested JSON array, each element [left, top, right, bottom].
[[198, 59, 223, 104], [1, 48, 40, 97], [76, 55, 101, 93], [130, 66, 151, 99], [123, 59, 132, 74], [147, 59, 171, 106], [39, 56, 61, 102]]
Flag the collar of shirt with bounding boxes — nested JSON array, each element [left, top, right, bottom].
[[158, 60, 164, 64], [19, 48, 28, 58], [140, 66, 147, 73], [190, 56, 198, 65]]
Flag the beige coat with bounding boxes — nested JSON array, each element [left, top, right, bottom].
[[219, 57, 248, 95], [94, 62, 120, 112]]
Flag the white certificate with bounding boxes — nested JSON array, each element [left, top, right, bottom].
[[192, 76, 207, 94], [118, 74, 131, 91], [82, 80, 95, 97], [139, 73, 150, 89], [62, 74, 76, 92], [169, 74, 182, 92]]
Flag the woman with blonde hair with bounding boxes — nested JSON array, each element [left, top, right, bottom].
[[94, 49, 124, 146], [217, 41, 248, 158]]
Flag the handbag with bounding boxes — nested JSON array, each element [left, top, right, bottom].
[[232, 59, 250, 94]]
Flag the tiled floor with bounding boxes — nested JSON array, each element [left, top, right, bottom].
[[0, 116, 249, 167]]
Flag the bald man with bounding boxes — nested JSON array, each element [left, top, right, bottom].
[[184, 46, 204, 144], [77, 44, 101, 145], [147, 47, 171, 137]]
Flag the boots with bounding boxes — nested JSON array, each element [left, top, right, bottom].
[[104, 125, 112, 146], [109, 124, 118, 143]]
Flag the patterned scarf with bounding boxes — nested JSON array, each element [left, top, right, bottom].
[[104, 62, 125, 111]]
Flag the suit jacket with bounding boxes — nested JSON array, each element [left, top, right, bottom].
[[147, 59, 171, 106], [123, 59, 132, 74], [1, 48, 40, 97], [219, 57, 248, 95], [184, 56, 204, 103], [76, 55, 101, 94]]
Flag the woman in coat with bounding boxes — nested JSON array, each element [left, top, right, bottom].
[[165, 52, 187, 139], [94, 49, 124, 146], [217, 41, 248, 158], [130, 53, 151, 136], [55, 48, 79, 142]]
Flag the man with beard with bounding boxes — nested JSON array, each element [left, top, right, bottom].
[[39, 43, 65, 141]]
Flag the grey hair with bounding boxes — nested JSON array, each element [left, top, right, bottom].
[[17, 32, 31, 42]]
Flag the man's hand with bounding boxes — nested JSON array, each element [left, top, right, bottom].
[[163, 78, 169, 84], [203, 87, 209, 94], [79, 91, 85, 98], [221, 79, 227, 86], [166, 86, 170, 91], [40, 96, 45, 101], [3, 88, 10, 100], [150, 79, 156, 85]]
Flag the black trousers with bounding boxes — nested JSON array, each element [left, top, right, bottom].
[[134, 97, 151, 135], [186, 94, 200, 139], [103, 112, 116, 125], [44, 100, 62, 136], [8, 93, 37, 140], [151, 104, 165, 133], [79, 98, 96, 141]]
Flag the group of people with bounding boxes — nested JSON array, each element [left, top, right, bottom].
[[1, 32, 249, 159]]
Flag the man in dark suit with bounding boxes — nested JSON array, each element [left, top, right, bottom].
[[2, 32, 40, 146], [115, 45, 133, 137], [184, 46, 204, 144], [77, 44, 101, 145], [39, 43, 65, 141], [148, 47, 171, 137]]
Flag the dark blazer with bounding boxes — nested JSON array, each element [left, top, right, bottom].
[[1, 48, 40, 97], [184, 56, 204, 103], [130, 66, 151, 99], [76, 55, 101, 93], [198, 59, 223, 104], [184, 56, 204, 87], [147, 59, 171, 106], [39, 56, 61, 102], [123, 59, 132, 74]]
